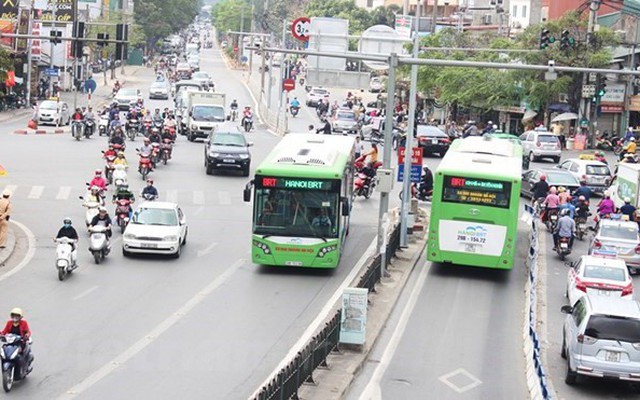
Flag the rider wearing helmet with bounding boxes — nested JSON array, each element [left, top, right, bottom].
[[109, 127, 125, 145], [141, 178, 159, 200], [90, 206, 113, 240], [89, 169, 107, 191], [290, 97, 301, 109], [139, 137, 153, 156], [113, 151, 128, 167], [230, 99, 238, 110], [112, 183, 135, 204], [532, 174, 550, 201], [0, 308, 33, 372], [55, 218, 79, 251], [553, 208, 576, 251], [419, 166, 434, 197], [619, 197, 637, 221], [148, 128, 161, 143]]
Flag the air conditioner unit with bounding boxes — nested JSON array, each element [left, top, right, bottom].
[[615, 30, 627, 41], [559, 93, 569, 103], [483, 14, 492, 25]]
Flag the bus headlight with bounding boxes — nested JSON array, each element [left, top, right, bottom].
[[317, 245, 337, 258], [253, 240, 271, 254]]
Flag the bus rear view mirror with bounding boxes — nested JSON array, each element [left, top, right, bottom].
[[341, 198, 350, 216], [243, 188, 251, 202]]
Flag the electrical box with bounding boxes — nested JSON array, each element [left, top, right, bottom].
[[377, 168, 394, 193]]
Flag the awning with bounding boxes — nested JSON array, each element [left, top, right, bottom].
[[522, 110, 537, 121], [551, 112, 579, 122]]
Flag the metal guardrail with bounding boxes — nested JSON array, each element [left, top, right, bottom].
[[252, 222, 401, 400]]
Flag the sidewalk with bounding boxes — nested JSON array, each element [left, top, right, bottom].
[[0, 224, 16, 267]]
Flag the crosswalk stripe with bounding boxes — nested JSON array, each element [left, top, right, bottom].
[[165, 190, 178, 203], [2, 185, 17, 196], [193, 190, 205, 205], [56, 186, 72, 200], [27, 186, 44, 199], [218, 191, 231, 205]]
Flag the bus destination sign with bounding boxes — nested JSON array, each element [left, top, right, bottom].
[[256, 176, 339, 191], [443, 176, 510, 208]]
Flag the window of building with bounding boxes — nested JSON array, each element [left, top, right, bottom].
[[367, 0, 373, 7], [522, 5, 527, 18], [512, 5, 517, 16]]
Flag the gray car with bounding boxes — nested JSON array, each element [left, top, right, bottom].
[[114, 88, 142, 110], [149, 81, 170, 100], [331, 109, 359, 134], [588, 219, 640, 273], [519, 128, 562, 163], [561, 296, 640, 386]]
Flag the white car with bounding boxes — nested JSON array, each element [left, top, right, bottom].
[[122, 202, 188, 258], [369, 77, 384, 93], [114, 88, 142, 110], [37, 100, 70, 126], [149, 81, 170, 100], [557, 158, 611, 195], [567, 255, 633, 307], [306, 87, 330, 107]]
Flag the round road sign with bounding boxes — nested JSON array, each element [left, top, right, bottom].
[[291, 17, 311, 41]]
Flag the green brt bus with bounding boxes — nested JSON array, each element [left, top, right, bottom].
[[427, 136, 523, 269], [244, 134, 355, 268]]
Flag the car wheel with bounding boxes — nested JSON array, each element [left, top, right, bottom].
[[206, 166, 214, 175], [561, 336, 567, 359], [182, 230, 188, 245], [122, 248, 130, 257], [553, 157, 560, 163], [565, 359, 577, 385], [529, 152, 537, 162], [173, 243, 181, 259], [242, 165, 250, 177]]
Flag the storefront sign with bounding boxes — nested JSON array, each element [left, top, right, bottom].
[[629, 95, 640, 112], [0, 0, 18, 20], [600, 105, 624, 113], [600, 83, 626, 105], [40, 0, 76, 23]]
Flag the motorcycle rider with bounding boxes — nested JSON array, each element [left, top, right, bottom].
[[126, 107, 141, 133], [55, 217, 79, 252], [109, 114, 123, 133], [85, 185, 104, 205], [598, 190, 616, 218], [531, 174, 549, 203], [0, 308, 33, 373], [103, 143, 117, 160], [621, 137, 637, 160], [363, 143, 379, 164], [230, 99, 238, 119], [241, 106, 253, 128], [113, 151, 128, 168], [89, 207, 113, 241], [148, 128, 161, 144], [559, 196, 576, 218], [316, 117, 332, 135], [419, 166, 434, 198], [575, 195, 590, 220], [571, 179, 592, 202], [112, 182, 135, 206], [141, 178, 159, 200], [139, 138, 153, 156], [163, 114, 177, 130], [553, 208, 576, 251], [542, 186, 560, 222], [152, 108, 163, 124], [71, 108, 84, 121], [161, 107, 171, 119], [289, 97, 300, 113], [89, 169, 108, 192], [619, 197, 637, 221]]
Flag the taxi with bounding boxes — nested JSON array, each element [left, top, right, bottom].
[[566, 254, 633, 307]]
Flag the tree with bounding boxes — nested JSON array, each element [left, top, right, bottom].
[[305, 0, 372, 35], [135, 0, 200, 48], [0, 48, 14, 81], [212, 0, 252, 35], [370, 4, 402, 27]]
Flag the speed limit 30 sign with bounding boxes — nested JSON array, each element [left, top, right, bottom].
[[291, 17, 311, 41]]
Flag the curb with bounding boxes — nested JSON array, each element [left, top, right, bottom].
[[14, 128, 66, 135], [0, 225, 17, 267]]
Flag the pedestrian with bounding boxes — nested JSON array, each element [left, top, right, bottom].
[[355, 136, 364, 159], [0, 190, 12, 248]]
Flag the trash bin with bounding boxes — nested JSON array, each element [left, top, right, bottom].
[[567, 138, 575, 150]]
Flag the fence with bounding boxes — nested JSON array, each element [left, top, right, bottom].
[[252, 222, 401, 400], [524, 206, 552, 399]]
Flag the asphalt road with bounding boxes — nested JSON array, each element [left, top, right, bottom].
[[346, 154, 529, 400], [0, 42, 385, 399]]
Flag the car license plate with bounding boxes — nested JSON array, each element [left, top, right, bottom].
[[598, 289, 613, 296], [605, 351, 621, 362], [223, 159, 235, 163], [285, 261, 303, 266], [141, 243, 157, 249]]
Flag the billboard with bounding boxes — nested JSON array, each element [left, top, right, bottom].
[[0, 0, 18, 20], [39, 0, 76, 24]]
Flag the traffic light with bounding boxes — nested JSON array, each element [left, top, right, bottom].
[[115, 24, 128, 61], [49, 30, 62, 45], [71, 21, 85, 58], [592, 75, 607, 104], [97, 33, 109, 47], [539, 29, 555, 50]]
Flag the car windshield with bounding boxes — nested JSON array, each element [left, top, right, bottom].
[[131, 208, 178, 226], [313, 89, 327, 95], [546, 172, 579, 186], [583, 265, 627, 282], [118, 89, 137, 96], [193, 72, 208, 79], [253, 189, 340, 238], [212, 133, 246, 147], [177, 63, 190, 69], [538, 135, 558, 143], [40, 101, 58, 110], [337, 112, 355, 120], [600, 224, 639, 241], [586, 165, 610, 176], [192, 106, 225, 122], [585, 315, 640, 343], [151, 82, 166, 88]]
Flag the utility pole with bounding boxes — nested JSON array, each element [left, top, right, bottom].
[[431, 0, 437, 33], [400, 1, 421, 248], [580, 0, 599, 145], [239, 6, 245, 61], [622, 18, 640, 131]]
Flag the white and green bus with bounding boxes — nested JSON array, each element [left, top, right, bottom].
[[427, 136, 523, 270], [244, 134, 356, 268]]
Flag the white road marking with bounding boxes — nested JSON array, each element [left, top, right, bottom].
[[193, 190, 205, 205], [251, 239, 378, 399], [194, 206, 204, 216], [358, 257, 430, 400], [196, 242, 218, 257], [27, 185, 44, 199], [165, 190, 178, 203], [2, 185, 17, 196], [57, 258, 245, 399], [438, 369, 482, 393], [0, 220, 36, 282], [56, 186, 72, 200], [218, 191, 231, 205], [72, 286, 99, 301]]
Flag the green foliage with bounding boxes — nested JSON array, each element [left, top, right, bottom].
[[0, 48, 13, 80], [134, 0, 200, 46], [211, 0, 252, 35]]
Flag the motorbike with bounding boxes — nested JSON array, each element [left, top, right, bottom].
[[112, 164, 127, 191], [153, 120, 164, 133], [230, 107, 238, 122], [290, 106, 300, 118], [80, 196, 102, 227], [84, 119, 95, 137], [545, 208, 559, 233], [556, 236, 571, 260], [242, 114, 253, 132], [141, 192, 157, 201], [127, 119, 139, 141], [98, 115, 109, 136], [575, 217, 588, 240], [399, 183, 432, 201], [88, 225, 110, 264], [72, 120, 84, 141], [354, 171, 376, 199], [55, 237, 77, 281], [161, 138, 172, 165], [151, 143, 161, 167], [595, 135, 615, 151], [143, 119, 152, 137], [1, 334, 33, 392], [138, 152, 153, 180], [114, 198, 131, 233], [103, 154, 117, 184]]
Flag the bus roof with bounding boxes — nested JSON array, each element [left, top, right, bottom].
[[437, 136, 522, 179], [256, 134, 355, 179]]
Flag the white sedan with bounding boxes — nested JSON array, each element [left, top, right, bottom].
[[122, 202, 188, 258], [566, 255, 633, 307]]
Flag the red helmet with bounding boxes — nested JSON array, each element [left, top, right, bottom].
[[540, 175, 546, 181]]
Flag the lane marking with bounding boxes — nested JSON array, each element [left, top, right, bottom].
[[218, 191, 231, 206], [27, 185, 44, 199], [193, 190, 205, 206], [165, 190, 178, 203], [438, 369, 482, 393], [72, 286, 99, 301], [56, 186, 72, 200], [197, 241, 218, 257], [2, 185, 17, 196], [0, 220, 36, 283], [57, 258, 245, 399], [358, 257, 430, 400], [251, 239, 378, 398], [194, 206, 204, 216]]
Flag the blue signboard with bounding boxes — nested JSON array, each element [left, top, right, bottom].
[[84, 78, 97, 93], [44, 67, 59, 77], [240, 55, 248, 63], [397, 164, 421, 183]]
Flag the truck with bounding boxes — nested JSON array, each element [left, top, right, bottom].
[[184, 91, 226, 142], [609, 163, 640, 209]]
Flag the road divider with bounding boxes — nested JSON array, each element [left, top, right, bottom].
[[14, 128, 66, 135], [0, 220, 36, 283]]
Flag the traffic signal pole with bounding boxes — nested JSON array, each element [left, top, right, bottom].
[[579, 0, 599, 145], [49, 5, 56, 97]]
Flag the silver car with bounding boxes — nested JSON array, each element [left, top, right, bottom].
[[149, 81, 170, 100], [191, 71, 214, 91], [37, 100, 70, 126], [519, 128, 562, 163], [332, 109, 359, 134], [561, 296, 640, 385], [588, 219, 640, 273], [114, 88, 142, 110]]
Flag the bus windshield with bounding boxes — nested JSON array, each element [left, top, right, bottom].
[[441, 175, 512, 209], [253, 188, 339, 239]]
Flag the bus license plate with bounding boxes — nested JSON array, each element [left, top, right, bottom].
[[605, 351, 621, 362], [285, 261, 303, 266]]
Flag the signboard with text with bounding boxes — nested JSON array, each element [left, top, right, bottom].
[[339, 287, 368, 345], [397, 147, 422, 183], [600, 83, 626, 105], [40, 0, 76, 24]]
